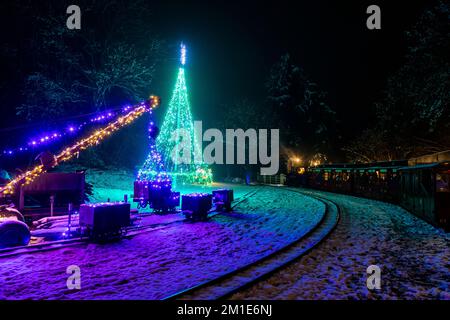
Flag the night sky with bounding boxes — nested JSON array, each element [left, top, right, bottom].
[[148, 0, 430, 134], [0, 0, 431, 147]]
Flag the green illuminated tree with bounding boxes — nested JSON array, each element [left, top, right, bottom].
[[156, 44, 212, 184]]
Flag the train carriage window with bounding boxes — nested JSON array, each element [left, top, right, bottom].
[[406, 173, 411, 194], [414, 174, 419, 195], [402, 172, 411, 195], [421, 170, 433, 194], [409, 175, 413, 193], [343, 172, 350, 182], [436, 172, 450, 192]]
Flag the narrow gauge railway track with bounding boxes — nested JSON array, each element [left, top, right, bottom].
[[0, 187, 263, 259], [127, 186, 262, 233], [163, 187, 340, 300]]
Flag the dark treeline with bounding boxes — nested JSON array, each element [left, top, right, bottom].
[[343, 1, 450, 162], [0, 0, 165, 170]]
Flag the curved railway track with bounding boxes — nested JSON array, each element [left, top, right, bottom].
[[0, 187, 263, 259], [163, 187, 341, 300]]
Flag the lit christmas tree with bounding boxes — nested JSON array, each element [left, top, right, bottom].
[[156, 43, 212, 184]]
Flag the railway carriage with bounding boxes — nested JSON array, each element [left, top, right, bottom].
[[399, 162, 450, 230], [297, 158, 450, 231]]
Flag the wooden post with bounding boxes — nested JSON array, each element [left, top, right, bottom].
[[19, 186, 25, 211]]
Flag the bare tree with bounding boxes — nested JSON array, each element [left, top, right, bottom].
[[266, 53, 337, 156], [345, 1, 450, 162], [15, 0, 165, 121]]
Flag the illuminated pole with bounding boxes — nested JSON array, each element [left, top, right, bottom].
[[136, 119, 169, 182]]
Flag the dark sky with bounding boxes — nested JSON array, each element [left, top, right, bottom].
[[0, 0, 432, 142], [149, 0, 430, 134]]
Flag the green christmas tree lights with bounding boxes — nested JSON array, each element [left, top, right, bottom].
[[156, 43, 212, 184]]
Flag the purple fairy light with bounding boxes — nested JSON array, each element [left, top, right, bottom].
[[2, 101, 157, 158]]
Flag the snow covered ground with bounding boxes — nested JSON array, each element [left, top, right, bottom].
[[2, 167, 447, 300], [0, 182, 325, 299], [232, 188, 450, 300]]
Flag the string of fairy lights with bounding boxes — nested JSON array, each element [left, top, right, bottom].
[[2, 43, 212, 196], [0, 106, 135, 158], [0, 96, 160, 196]]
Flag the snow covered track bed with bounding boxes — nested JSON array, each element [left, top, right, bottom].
[[165, 188, 339, 300], [0, 238, 89, 259], [0, 188, 261, 260], [232, 188, 450, 300], [0, 186, 325, 300], [0, 188, 262, 259]]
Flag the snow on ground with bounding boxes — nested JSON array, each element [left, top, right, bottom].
[[0, 184, 324, 299], [232, 188, 450, 300], [86, 168, 137, 205]]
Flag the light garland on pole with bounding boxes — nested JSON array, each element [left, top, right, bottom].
[[0, 107, 139, 158], [1, 96, 160, 196], [136, 120, 170, 183]]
